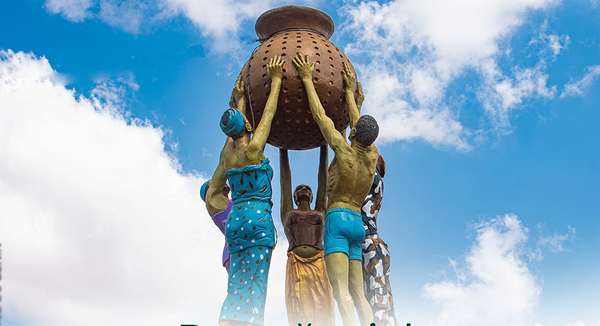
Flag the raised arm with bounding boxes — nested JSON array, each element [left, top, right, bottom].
[[205, 137, 232, 215], [293, 53, 347, 151], [342, 62, 361, 136], [356, 81, 365, 112], [247, 56, 284, 159], [315, 145, 328, 212], [279, 149, 293, 225], [229, 74, 246, 113], [229, 75, 254, 134]]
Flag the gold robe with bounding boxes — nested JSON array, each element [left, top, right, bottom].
[[285, 250, 335, 326]]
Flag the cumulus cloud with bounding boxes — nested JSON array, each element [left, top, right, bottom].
[[342, 0, 559, 149], [42, 0, 291, 51], [0, 50, 287, 325], [164, 0, 276, 51], [358, 64, 470, 149], [424, 214, 541, 326]]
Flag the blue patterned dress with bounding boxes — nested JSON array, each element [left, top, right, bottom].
[[219, 159, 276, 325]]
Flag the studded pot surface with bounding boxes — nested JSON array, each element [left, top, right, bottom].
[[242, 6, 356, 150]]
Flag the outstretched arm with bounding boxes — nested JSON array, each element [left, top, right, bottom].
[[279, 149, 293, 225], [343, 62, 361, 137], [315, 145, 328, 212], [356, 81, 365, 112], [293, 54, 347, 151], [247, 56, 284, 159], [229, 74, 246, 114], [230, 75, 253, 132], [206, 137, 232, 215]]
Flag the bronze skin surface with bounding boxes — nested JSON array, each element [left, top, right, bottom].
[[294, 53, 377, 326], [280, 145, 328, 258], [220, 56, 284, 172], [204, 137, 232, 217], [280, 146, 335, 326]]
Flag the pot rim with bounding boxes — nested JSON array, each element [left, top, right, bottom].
[[255, 5, 335, 41]]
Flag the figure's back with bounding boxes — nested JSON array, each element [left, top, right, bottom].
[[328, 145, 378, 211]]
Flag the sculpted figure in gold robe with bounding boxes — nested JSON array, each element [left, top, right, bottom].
[[280, 145, 335, 326]]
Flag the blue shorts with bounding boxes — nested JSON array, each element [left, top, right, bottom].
[[324, 208, 365, 261]]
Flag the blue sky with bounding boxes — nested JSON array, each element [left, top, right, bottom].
[[1, 0, 599, 325]]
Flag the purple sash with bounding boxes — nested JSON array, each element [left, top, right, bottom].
[[213, 201, 232, 269]]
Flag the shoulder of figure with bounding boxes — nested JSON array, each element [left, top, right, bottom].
[[370, 145, 379, 157], [332, 142, 352, 157]]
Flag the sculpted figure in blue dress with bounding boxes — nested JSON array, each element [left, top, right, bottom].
[[217, 56, 284, 326]]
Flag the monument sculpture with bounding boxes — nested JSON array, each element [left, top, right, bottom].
[[280, 145, 335, 325], [201, 5, 397, 326]]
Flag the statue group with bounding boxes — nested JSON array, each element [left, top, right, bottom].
[[200, 6, 397, 326]]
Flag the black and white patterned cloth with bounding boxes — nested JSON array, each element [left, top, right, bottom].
[[361, 170, 383, 237], [361, 170, 397, 326]]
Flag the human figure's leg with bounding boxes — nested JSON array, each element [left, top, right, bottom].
[[326, 252, 356, 326], [220, 245, 272, 326], [350, 259, 374, 325]]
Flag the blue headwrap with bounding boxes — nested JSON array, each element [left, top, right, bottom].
[[200, 181, 210, 202], [220, 109, 246, 138]]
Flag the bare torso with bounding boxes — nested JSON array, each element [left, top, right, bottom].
[[328, 144, 379, 212], [221, 137, 265, 170]]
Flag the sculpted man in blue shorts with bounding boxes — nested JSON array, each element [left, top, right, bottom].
[[294, 53, 378, 326]]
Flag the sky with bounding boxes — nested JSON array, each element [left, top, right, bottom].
[[0, 0, 599, 325]]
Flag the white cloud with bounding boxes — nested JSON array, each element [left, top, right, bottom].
[[45, 0, 170, 34], [478, 60, 556, 131], [528, 20, 571, 58], [342, 0, 559, 149], [359, 64, 470, 149], [561, 65, 600, 97], [97, 0, 160, 34], [424, 214, 541, 326], [164, 0, 276, 51], [537, 225, 575, 254], [42, 0, 292, 51], [46, 0, 94, 22], [547, 34, 568, 56], [0, 50, 288, 326]]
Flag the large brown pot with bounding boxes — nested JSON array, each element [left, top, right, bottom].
[[241, 5, 356, 150]]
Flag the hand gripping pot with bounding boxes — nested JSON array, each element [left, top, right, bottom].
[[241, 5, 358, 150]]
